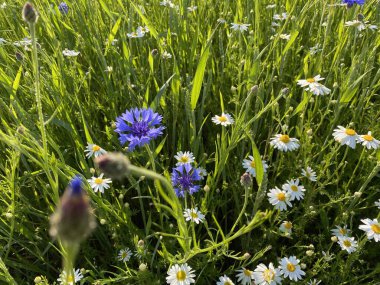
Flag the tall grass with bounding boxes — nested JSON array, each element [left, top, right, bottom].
[[0, 0, 379, 284]]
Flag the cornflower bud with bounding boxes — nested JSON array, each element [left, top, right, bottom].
[[22, 2, 38, 24], [94, 152, 130, 180], [240, 172, 252, 187]]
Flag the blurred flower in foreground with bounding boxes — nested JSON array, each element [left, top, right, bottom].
[[212, 113, 234, 126], [332, 126, 358, 149], [171, 164, 201, 197], [22, 2, 38, 24], [57, 268, 83, 285], [166, 263, 196, 285], [84, 142, 107, 158], [216, 275, 234, 285], [115, 107, 165, 151], [342, 0, 365, 8], [253, 262, 282, 285], [270, 134, 300, 152], [94, 152, 130, 180], [359, 218, 380, 242], [49, 176, 96, 243]]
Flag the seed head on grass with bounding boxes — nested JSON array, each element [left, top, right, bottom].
[[94, 152, 130, 180]]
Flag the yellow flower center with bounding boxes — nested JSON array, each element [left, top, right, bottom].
[[219, 116, 228, 122], [306, 78, 315, 83], [277, 192, 286, 201], [176, 270, 186, 281], [339, 228, 346, 235], [95, 178, 103, 184], [371, 224, 380, 234], [180, 156, 189, 163], [279, 135, 290, 143], [243, 269, 252, 276], [343, 240, 352, 247], [287, 263, 296, 272], [92, 145, 101, 151], [362, 134, 373, 141], [121, 252, 128, 259], [263, 269, 274, 281], [224, 282, 233, 285], [190, 212, 198, 219], [66, 275, 74, 282], [284, 222, 292, 229], [345, 129, 356, 136], [290, 185, 298, 192], [250, 161, 256, 168]]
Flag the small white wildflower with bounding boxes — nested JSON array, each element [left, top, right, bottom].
[[62, 48, 80, 57], [230, 23, 251, 32], [301, 166, 317, 182], [118, 248, 133, 262]]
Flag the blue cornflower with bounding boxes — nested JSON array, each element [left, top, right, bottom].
[[171, 163, 201, 197], [58, 2, 69, 14], [342, 0, 365, 7], [115, 108, 165, 151]]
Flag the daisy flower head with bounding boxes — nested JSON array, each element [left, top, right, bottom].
[[174, 151, 195, 166], [216, 275, 234, 285], [343, 0, 365, 8], [87, 174, 112, 194], [273, 12, 288, 21], [279, 256, 306, 281], [359, 218, 380, 242], [297, 75, 330, 96], [171, 163, 201, 197], [253, 262, 282, 285], [62, 48, 80, 57], [358, 131, 380, 150], [282, 179, 306, 201], [212, 113, 234, 126], [338, 236, 358, 253], [118, 248, 133, 262], [301, 166, 317, 182], [332, 126, 358, 149], [197, 167, 207, 179], [166, 263, 196, 285], [267, 187, 292, 211], [230, 23, 251, 32], [242, 156, 269, 177], [115, 108, 165, 151], [270, 134, 300, 152], [279, 221, 293, 235], [375, 199, 380, 209], [307, 279, 322, 285], [236, 268, 254, 285], [331, 225, 351, 238], [183, 207, 205, 224], [84, 142, 107, 158], [57, 268, 83, 285]]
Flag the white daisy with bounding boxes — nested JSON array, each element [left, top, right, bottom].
[[230, 23, 251, 32], [279, 34, 291, 40], [301, 167, 317, 182], [57, 268, 83, 285], [242, 156, 269, 177], [358, 131, 380, 150], [253, 262, 282, 285], [137, 26, 149, 35], [267, 187, 292, 211], [166, 263, 196, 285], [282, 179, 305, 201], [375, 199, 380, 209], [297, 75, 330, 95], [270, 134, 300, 152], [117, 248, 133, 262], [162, 51, 172, 59], [187, 6, 197, 12], [279, 256, 306, 281], [62, 48, 80, 57], [87, 173, 112, 193], [197, 167, 207, 179], [279, 221, 293, 235], [175, 151, 195, 166], [183, 208, 205, 224], [273, 12, 288, 21], [235, 268, 254, 285], [344, 20, 366, 31], [331, 225, 351, 238], [338, 236, 358, 254], [212, 113, 234, 126], [332, 126, 358, 149], [84, 143, 107, 158], [307, 279, 322, 285], [216, 275, 234, 285], [359, 218, 380, 242]]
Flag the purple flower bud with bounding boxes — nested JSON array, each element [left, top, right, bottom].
[[22, 2, 38, 24], [58, 2, 69, 15], [240, 173, 252, 187], [94, 152, 130, 180]]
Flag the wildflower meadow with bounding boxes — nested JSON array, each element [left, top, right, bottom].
[[1, 0, 380, 284]]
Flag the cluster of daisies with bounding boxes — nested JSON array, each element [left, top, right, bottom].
[[167, 255, 310, 285], [332, 126, 379, 149]]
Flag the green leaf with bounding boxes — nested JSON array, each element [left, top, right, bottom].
[[190, 46, 210, 110]]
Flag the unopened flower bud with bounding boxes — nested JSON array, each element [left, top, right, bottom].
[[240, 173, 252, 187], [300, 263, 307, 269], [139, 263, 148, 271], [231, 86, 237, 93], [90, 168, 95, 174], [49, 176, 96, 244], [243, 252, 251, 259], [249, 85, 258, 94], [5, 212, 13, 219], [34, 276, 42, 284], [100, 219, 106, 225], [138, 239, 145, 248], [94, 152, 130, 180], [22, 2, 38, 24], [306, 250, 314, 256], [357, 13, 365, 21], [306, 129, 313, 136], [354, 191, 362, 198], [203, 185, 210, 192], [331, 236, 338, 242]]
